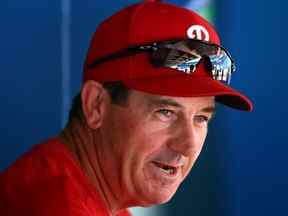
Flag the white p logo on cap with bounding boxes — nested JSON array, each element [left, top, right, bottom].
[[187, 25, 210, 41]]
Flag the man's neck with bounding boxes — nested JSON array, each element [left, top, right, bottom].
[[58, 119, 123, 215]]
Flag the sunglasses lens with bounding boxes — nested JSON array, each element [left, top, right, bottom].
[[150, 40, 235, 85]]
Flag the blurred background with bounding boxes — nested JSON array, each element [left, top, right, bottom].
[[1, 0, 287, 215]]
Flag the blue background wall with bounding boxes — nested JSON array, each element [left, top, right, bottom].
[[216, 0, 288, 215], [1, 0, 288, 215]]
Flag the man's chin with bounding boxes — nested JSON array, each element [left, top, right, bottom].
[[137, 187, 178, 207]]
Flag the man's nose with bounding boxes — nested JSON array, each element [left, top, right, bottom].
[[167, 120, 204, 158]]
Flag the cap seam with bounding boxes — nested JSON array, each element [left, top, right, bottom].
[[128, 1, 151, 79]]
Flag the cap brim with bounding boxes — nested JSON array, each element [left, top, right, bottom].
[[124, 73, 253, 111]]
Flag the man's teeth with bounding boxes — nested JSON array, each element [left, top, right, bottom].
[[153, 161, 177, 175], [160, 166, 175, 174]]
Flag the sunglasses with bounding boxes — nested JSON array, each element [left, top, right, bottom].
[[88, 39, 235, 85]]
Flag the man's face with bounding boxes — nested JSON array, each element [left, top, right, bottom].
[[97, 89, 215, 206]]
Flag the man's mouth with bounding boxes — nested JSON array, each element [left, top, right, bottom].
[[152, 161, 179, 176]]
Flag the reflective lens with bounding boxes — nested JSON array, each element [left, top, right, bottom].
[[143, 40, 235, 85]]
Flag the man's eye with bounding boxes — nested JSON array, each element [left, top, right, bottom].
[[155, 109, 175, 121], [194, 115, 210, 126]]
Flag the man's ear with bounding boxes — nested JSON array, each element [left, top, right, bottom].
[[81, 80, 108, 129]]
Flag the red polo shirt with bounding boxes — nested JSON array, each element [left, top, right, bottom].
[[0, 138, 131, 216]]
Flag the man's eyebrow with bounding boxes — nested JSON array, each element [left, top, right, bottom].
[[201, 106, 217, 120], [201, 106, 216, 114], [148, 97, 183, 108], [147, 97, 216, 113]]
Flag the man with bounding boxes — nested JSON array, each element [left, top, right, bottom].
[[0, 0, 253, 215]]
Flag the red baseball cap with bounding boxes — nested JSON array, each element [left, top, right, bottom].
[[83, 0, 253, 111]]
